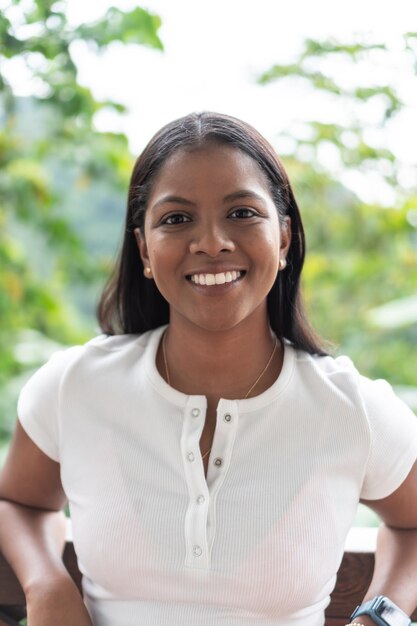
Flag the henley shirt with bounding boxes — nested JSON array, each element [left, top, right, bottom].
[[17, 324, 417, 626]]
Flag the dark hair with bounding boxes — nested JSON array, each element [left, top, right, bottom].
[[97, 111, 328, 355]]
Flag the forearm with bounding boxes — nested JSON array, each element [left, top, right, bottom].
[[0, 499, 69, 596], [356, 523, 417, 624]]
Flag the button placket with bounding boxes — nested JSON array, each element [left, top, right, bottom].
[[205, 400, 239, 550], [209, 406, 236, 474], [181, 396, 210, 569], [193, 545, 203, 557]]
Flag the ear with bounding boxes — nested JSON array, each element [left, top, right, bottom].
[[280, 216, 291, 258], [134, 227, 150, 269]]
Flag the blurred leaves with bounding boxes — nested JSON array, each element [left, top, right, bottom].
[[77, 7, 163, 50], [0, 0, 163, 442], [260, 34, 417, 387]]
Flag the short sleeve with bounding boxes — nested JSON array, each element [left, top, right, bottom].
[[360, 376, 417, 500], [17, 346, 82, 462]]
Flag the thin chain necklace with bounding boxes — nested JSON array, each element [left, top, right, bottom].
[[162, 330, 278, 461]]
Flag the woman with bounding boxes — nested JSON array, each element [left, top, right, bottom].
[[1, 111, 417, 626]]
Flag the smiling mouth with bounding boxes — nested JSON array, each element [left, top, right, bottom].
[[186, 270, 246, 286]]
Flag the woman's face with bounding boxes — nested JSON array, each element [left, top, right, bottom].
[[135, 142, 291, 333]]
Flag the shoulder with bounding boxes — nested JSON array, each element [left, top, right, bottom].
[[83, 331, 148, 355], [290, 346, 361, 398], [24, 327, 163, 387], [290, 344, 415, 421], [67, 326, 159, 360], [293, 347, 357, 378]]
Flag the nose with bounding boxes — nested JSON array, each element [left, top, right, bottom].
[[189, 221, 236, 256]]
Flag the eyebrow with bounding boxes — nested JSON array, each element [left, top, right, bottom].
[[224, 190, 267, 204], [152, 195, 195, 210], [151, 189, 267, 210]]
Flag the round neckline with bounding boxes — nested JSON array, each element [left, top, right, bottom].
[[143, 324, 295, 412]]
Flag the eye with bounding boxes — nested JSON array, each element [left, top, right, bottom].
[[161, 213, 191, 225], [229, 207, 258, 219]]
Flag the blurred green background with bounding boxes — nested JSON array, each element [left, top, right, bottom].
[[1, 2, 416, 528]]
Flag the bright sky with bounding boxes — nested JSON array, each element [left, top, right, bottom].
[[3, 0, 417, 202], [64, 0, 417, 158]]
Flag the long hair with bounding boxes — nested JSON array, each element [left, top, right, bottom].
[[97, 111, 327, 355]]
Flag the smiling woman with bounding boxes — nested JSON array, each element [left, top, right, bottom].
[[98, 112, 324, 354], [134, 143, 288, 336], [1, 112, 417, 626]]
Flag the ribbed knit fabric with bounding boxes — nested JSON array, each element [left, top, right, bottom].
[[18, 325, 417, 626]]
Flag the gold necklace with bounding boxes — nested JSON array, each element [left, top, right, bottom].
[[162, 330, 278, 461]]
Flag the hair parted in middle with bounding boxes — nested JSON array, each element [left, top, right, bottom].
[[97, 111, 327, 356]]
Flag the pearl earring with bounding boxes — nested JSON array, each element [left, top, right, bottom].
[[279, 258, 287, 270], [144, 267, 152, 277]]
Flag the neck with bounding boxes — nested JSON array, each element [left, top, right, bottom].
[[158, 315, 283, 400]]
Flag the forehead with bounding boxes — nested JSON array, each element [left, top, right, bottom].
[[148, 143, 271, 200]]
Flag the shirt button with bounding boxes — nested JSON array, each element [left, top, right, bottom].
[[196, 494, 205, 504], [193, 545, 202, 557], [223, 413, 232, 422], [187, 452, 195, 462], [191, 408, 200, 417], [214, 457, 223, 467]]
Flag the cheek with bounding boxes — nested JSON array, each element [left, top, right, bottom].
[[252, 228, 280, 258], [145, 233, 168, 264], [146, 235, 182, 286]]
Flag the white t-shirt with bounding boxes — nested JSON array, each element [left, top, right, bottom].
[[17, 325, 417, 626]]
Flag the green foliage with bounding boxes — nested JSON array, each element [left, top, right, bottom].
[[260, 35, 417, 388], [0, 0, 163, 444], [78, 7, 163, 50]]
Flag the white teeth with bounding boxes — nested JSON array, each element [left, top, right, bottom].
[[190, 271, 242, 285]]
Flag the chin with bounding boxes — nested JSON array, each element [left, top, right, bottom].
[[188, 312, 254, 334], [172, 301, 268, 334]]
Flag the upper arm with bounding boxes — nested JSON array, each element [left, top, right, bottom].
[[361, 458, 417, 528], [0, 420, 67, 511]]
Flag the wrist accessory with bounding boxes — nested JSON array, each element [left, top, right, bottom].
[[350, 595, 411, 626]]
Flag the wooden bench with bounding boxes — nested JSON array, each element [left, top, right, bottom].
[[0, 526, 416, 625]]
